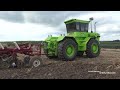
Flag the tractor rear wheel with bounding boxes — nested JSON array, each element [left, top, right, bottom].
[[58, 39, 77, 61], [86, 39, 100, 58], [77, 51, 84, 57]]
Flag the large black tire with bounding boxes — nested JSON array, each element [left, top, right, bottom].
[[77, 51, 84, 57], [86, 39, 100, 58], [58, 39, 78, 61]]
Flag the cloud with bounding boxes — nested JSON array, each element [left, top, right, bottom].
[[0, 11, 24, 23], [0, 19, 57, 41], [23, 11, 96, 27], [0, 11, 120, 41]]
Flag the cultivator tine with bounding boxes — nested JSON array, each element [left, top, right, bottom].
[[0, 43, 4, 50], [13, 42, 20, 50]]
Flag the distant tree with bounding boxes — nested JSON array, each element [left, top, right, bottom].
[[113, 40, 120, 42]]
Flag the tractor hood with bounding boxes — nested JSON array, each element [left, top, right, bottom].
[[45, 36, 58, 42], [45, 35, 66, 42]]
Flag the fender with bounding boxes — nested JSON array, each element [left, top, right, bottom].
[[57, 36, 65, 42]]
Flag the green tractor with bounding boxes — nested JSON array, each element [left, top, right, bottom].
[[43, 18, 100, 61]]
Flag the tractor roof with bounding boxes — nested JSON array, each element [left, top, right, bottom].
[[64, 19, 90, 24]]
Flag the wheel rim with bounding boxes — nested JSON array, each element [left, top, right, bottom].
[[66, 45, 75, 57], [92, 43, 98, 53], [33, 59, 41, 67]]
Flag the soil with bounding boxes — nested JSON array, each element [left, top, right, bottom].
[[0, 48, 120, 79]]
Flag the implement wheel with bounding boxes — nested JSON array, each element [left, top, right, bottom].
[[29, 56, 43, 68]]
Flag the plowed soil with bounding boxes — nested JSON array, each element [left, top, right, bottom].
[[0, 48, 120, 79]]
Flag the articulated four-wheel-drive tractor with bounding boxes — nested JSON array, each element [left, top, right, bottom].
[[0, 17, 100, 68], [44, 18, 101, 61]]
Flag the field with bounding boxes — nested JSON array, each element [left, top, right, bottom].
[[1, 41, 120, 49], [100, 41, 120, 49], [0, 48, 120, 79], [0, 41, 120, 79]]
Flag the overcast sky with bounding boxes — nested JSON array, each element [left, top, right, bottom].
[[0, 11, 120, 41]]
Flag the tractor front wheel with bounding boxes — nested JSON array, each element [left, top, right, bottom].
[[86, 39, 100, 58], [58, 39, 77, 61]]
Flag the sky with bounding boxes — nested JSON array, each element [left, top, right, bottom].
[[0, 11, 120, 41]]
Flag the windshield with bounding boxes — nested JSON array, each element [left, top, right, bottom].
[[66, 22, 89, 33], [80, 23, 88, 32], [66, 23, 76, 33]]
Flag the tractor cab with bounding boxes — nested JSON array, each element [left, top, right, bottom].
[[64, 19, 90, 33]]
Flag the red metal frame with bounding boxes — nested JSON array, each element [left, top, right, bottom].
[[0, 43, 46, 58]]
